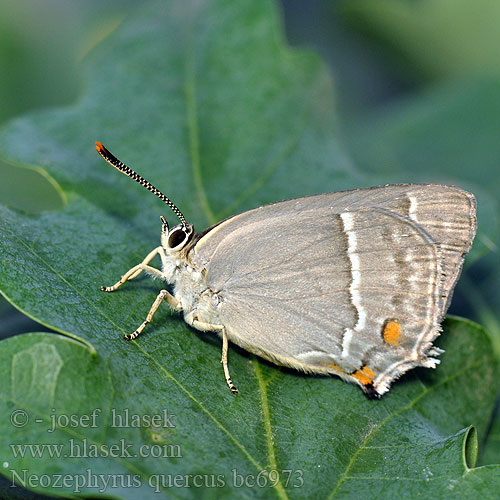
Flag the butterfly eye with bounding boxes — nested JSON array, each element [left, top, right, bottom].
[[167, 224, 193, 251]]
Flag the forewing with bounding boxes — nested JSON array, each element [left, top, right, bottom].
[[190, 184, 476, 394]]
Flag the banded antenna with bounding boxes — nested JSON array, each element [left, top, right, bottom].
[[96, 142, 187, 228]]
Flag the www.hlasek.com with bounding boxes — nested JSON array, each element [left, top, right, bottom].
[[10, 439, 181, 459], [9, 469, 304, 493]]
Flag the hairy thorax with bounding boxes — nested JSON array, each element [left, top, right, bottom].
[[162, 252, 220, 327]]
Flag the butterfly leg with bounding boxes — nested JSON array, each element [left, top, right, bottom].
[[101, 247, 163, 292], [124, 289, 181, 341], [220, 327, 239, 395], [191, 320, 238, 395]]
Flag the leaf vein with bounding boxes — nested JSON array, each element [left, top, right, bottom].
[[184, 45, 216, 225], [253, 358, 289, 500]]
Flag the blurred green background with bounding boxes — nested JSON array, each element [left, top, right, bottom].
[[0, 0, 498, 345]]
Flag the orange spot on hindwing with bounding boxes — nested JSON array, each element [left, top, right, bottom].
[[382, 319, 402, 347], [353, 365, 376, 385]]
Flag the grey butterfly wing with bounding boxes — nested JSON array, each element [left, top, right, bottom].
[[189, 184, 476, 396], [373, 184, 477, 315]]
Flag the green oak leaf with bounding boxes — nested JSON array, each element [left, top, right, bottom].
[[0, 1, 498, 498]]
